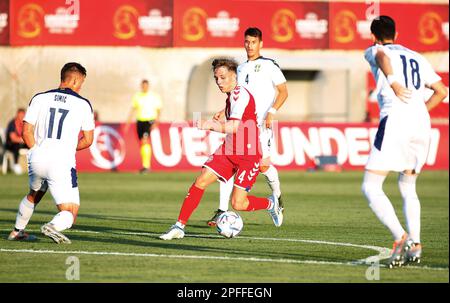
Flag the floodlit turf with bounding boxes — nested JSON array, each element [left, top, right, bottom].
[[0, 170, 448, 282]]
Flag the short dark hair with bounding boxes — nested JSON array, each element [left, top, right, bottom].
[[142, 79, 149, 85], [370, 16, 396, 41], [244, 27, 262, 41], [212, 58, 238, 74], [60, 62, 87, 82]]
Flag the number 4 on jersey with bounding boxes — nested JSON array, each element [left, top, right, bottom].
[[237, 170, 246, 184], [48, 107, 69, 139]]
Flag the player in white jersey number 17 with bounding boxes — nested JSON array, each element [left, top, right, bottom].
[[8, 63, 95, 244]]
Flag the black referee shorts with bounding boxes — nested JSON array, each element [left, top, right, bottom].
[[136, 120, 155, 140]]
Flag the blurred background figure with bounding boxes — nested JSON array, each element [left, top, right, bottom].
[[4, 108, 28, 175], [125, 79, 163, 173]]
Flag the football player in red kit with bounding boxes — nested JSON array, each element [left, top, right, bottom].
[[159, 58, 283, 240]]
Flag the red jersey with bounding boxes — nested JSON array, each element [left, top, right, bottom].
[[222, 85, 260, 157]]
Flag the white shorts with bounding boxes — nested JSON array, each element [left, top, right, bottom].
[[259, 127, 273, 159], [28, 157, 80, 205], [365, 111, 431, 174]]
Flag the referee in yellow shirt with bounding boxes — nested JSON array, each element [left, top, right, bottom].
[[126, 79, 162, 173]]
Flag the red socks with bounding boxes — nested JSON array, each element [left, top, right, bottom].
[[245, 196, 270, 211], [177, 184, 205, 225], [177, 184, 269, 224]]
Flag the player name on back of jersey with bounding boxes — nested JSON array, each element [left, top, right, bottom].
[[54, 94, 67, 103]]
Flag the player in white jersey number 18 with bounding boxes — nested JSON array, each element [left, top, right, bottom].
[[362, 16, 447, 268]]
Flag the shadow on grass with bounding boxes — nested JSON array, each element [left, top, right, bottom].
[[0, 208, 384, 264]]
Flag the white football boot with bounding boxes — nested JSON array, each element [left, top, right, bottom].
[[159, 225, 185, 240], [267, 194, 283, 227], [41, 223, 71, 244]]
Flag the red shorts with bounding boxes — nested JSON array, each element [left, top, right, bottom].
[[203, 153, 261, 192]]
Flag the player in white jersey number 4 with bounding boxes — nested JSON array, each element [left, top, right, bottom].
[[207, 27, 288, 226], [362, 16, 447, 268], [7, 62, 95, 244]]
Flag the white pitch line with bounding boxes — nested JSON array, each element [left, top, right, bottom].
[[64, 229, 393, 265], [0, 248, 353, 267], [1, 229, 448, 271]]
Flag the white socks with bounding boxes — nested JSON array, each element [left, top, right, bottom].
[[398, 173, 421, 243], [219, 177, 234, 211], [261, 165, 281, 198], [362, 171, 405, 241], [49, 210, 74, 232], [14, 196, 75, 233], [14, 196, 35, 230]]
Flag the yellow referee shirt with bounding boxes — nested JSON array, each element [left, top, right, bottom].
[[132, 91, 162, 121]]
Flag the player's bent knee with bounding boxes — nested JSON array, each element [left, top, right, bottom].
[[194, 177, 209, 189], [27, 190, 46, 205]]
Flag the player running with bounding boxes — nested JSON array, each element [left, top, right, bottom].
[[362, 16, 447, 268], [207, 27, 288, 226], [7, 62, 95, 244], [159, 58, 283, 240]]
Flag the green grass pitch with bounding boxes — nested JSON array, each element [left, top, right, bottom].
[[0, 170, 448, 282]]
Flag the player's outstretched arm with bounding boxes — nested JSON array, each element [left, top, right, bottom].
[[76, 130, 94, 151], [375, 49, 412, 102], [425, 81, 448, 112]]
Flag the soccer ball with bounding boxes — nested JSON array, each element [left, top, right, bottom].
[[216, 211, 243, 238]]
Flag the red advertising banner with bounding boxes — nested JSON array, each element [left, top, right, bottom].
[[0, 0, 8, 45], [5, 0, 449, 50], [366, 72, 449, 122], [9, 0, 172, 46], [76, 122, 449, 172], [329, 2, 449, 51], [172, 0, 329, 49]]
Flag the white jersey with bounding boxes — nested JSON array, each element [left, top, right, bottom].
[[364, 44, 441, 120], [24, 87, 95, 167], [237, 56, 286, 126]]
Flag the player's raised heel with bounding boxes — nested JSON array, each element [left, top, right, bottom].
[[41, 223, 71, 244], [7, 230, 37, 241], [267, 194, 283, 227], [207, 209, 225, 227], [159, 225, 185, 240], [388, 233, 408, 269]]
